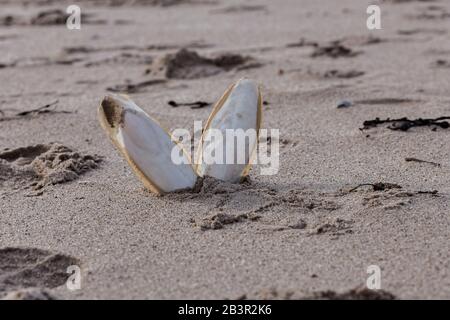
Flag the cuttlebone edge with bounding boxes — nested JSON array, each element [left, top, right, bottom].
[[98, 94, 198, 195], [194, 78, 263, 180]]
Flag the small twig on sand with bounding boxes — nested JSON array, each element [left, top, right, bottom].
[[348, 182, 439, 196], [168, 100, 211, 109], [348, 182, 402, 193], [107, 79, 166, 94], [405, 157, 441, 167], [361, 116, 450, 131], [0, 100, 72, 122], [417, 190, 439, 195], [15, 100, 60, 116]]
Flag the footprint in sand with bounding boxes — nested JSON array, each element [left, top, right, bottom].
[[310, 218, 354, 238], [0, 247, 80, 300], [178, 177, 341, 232], [146, 49, 261, 80], [0, 143, 102, 193]]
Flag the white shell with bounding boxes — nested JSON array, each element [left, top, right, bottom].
[[196, 78, 262, 182], [98, 94, 198, 194]]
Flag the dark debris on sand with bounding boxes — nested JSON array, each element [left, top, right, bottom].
[[405, 157, 441, 167], [286, 38, 361, 58], [312, 218, 354, 236], [0, 9, 104, 27], [311, 41, 361, 58], [306, 286, 396, 300], [211, 5, 267, 14], [0, 101, 72, 122], [361, 116, 450, 131], [146, 49, 259, 79], [347, 182, 438, 197], [195, 212, 260, 230], [323, 69, 365, 79], [238, 285, 396, 300], [168, 100, 211, 109], [349, 182, 402, 193], [434, 59, 450, 68], [107, 79, 167, 93], [0, 0, 191, 8]]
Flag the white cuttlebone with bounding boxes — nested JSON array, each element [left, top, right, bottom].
[[98, 94, 198, 194], [196, 78, 262, 182]]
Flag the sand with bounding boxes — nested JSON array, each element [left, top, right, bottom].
[[0, 0, 449, 299]]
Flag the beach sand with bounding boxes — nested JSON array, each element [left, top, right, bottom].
[[0, 0, 449, 299]]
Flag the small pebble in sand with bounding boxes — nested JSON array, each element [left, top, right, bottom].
[[337, 100, 352, 108]]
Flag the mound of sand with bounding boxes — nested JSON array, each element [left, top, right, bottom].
[[0, 143, 102, 191], [147, 49, 258, 79]]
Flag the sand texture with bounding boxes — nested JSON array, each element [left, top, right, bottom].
[[0, 0, 449, 299]]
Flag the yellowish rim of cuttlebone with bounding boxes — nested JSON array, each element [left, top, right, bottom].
[[195, 79, 263, 178], [98, 95, 197, 195]]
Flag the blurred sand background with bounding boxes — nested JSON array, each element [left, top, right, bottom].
[[0, 0, 449, 299]]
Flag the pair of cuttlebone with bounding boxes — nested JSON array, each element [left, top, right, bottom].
[[98, 78, 263, 195]]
